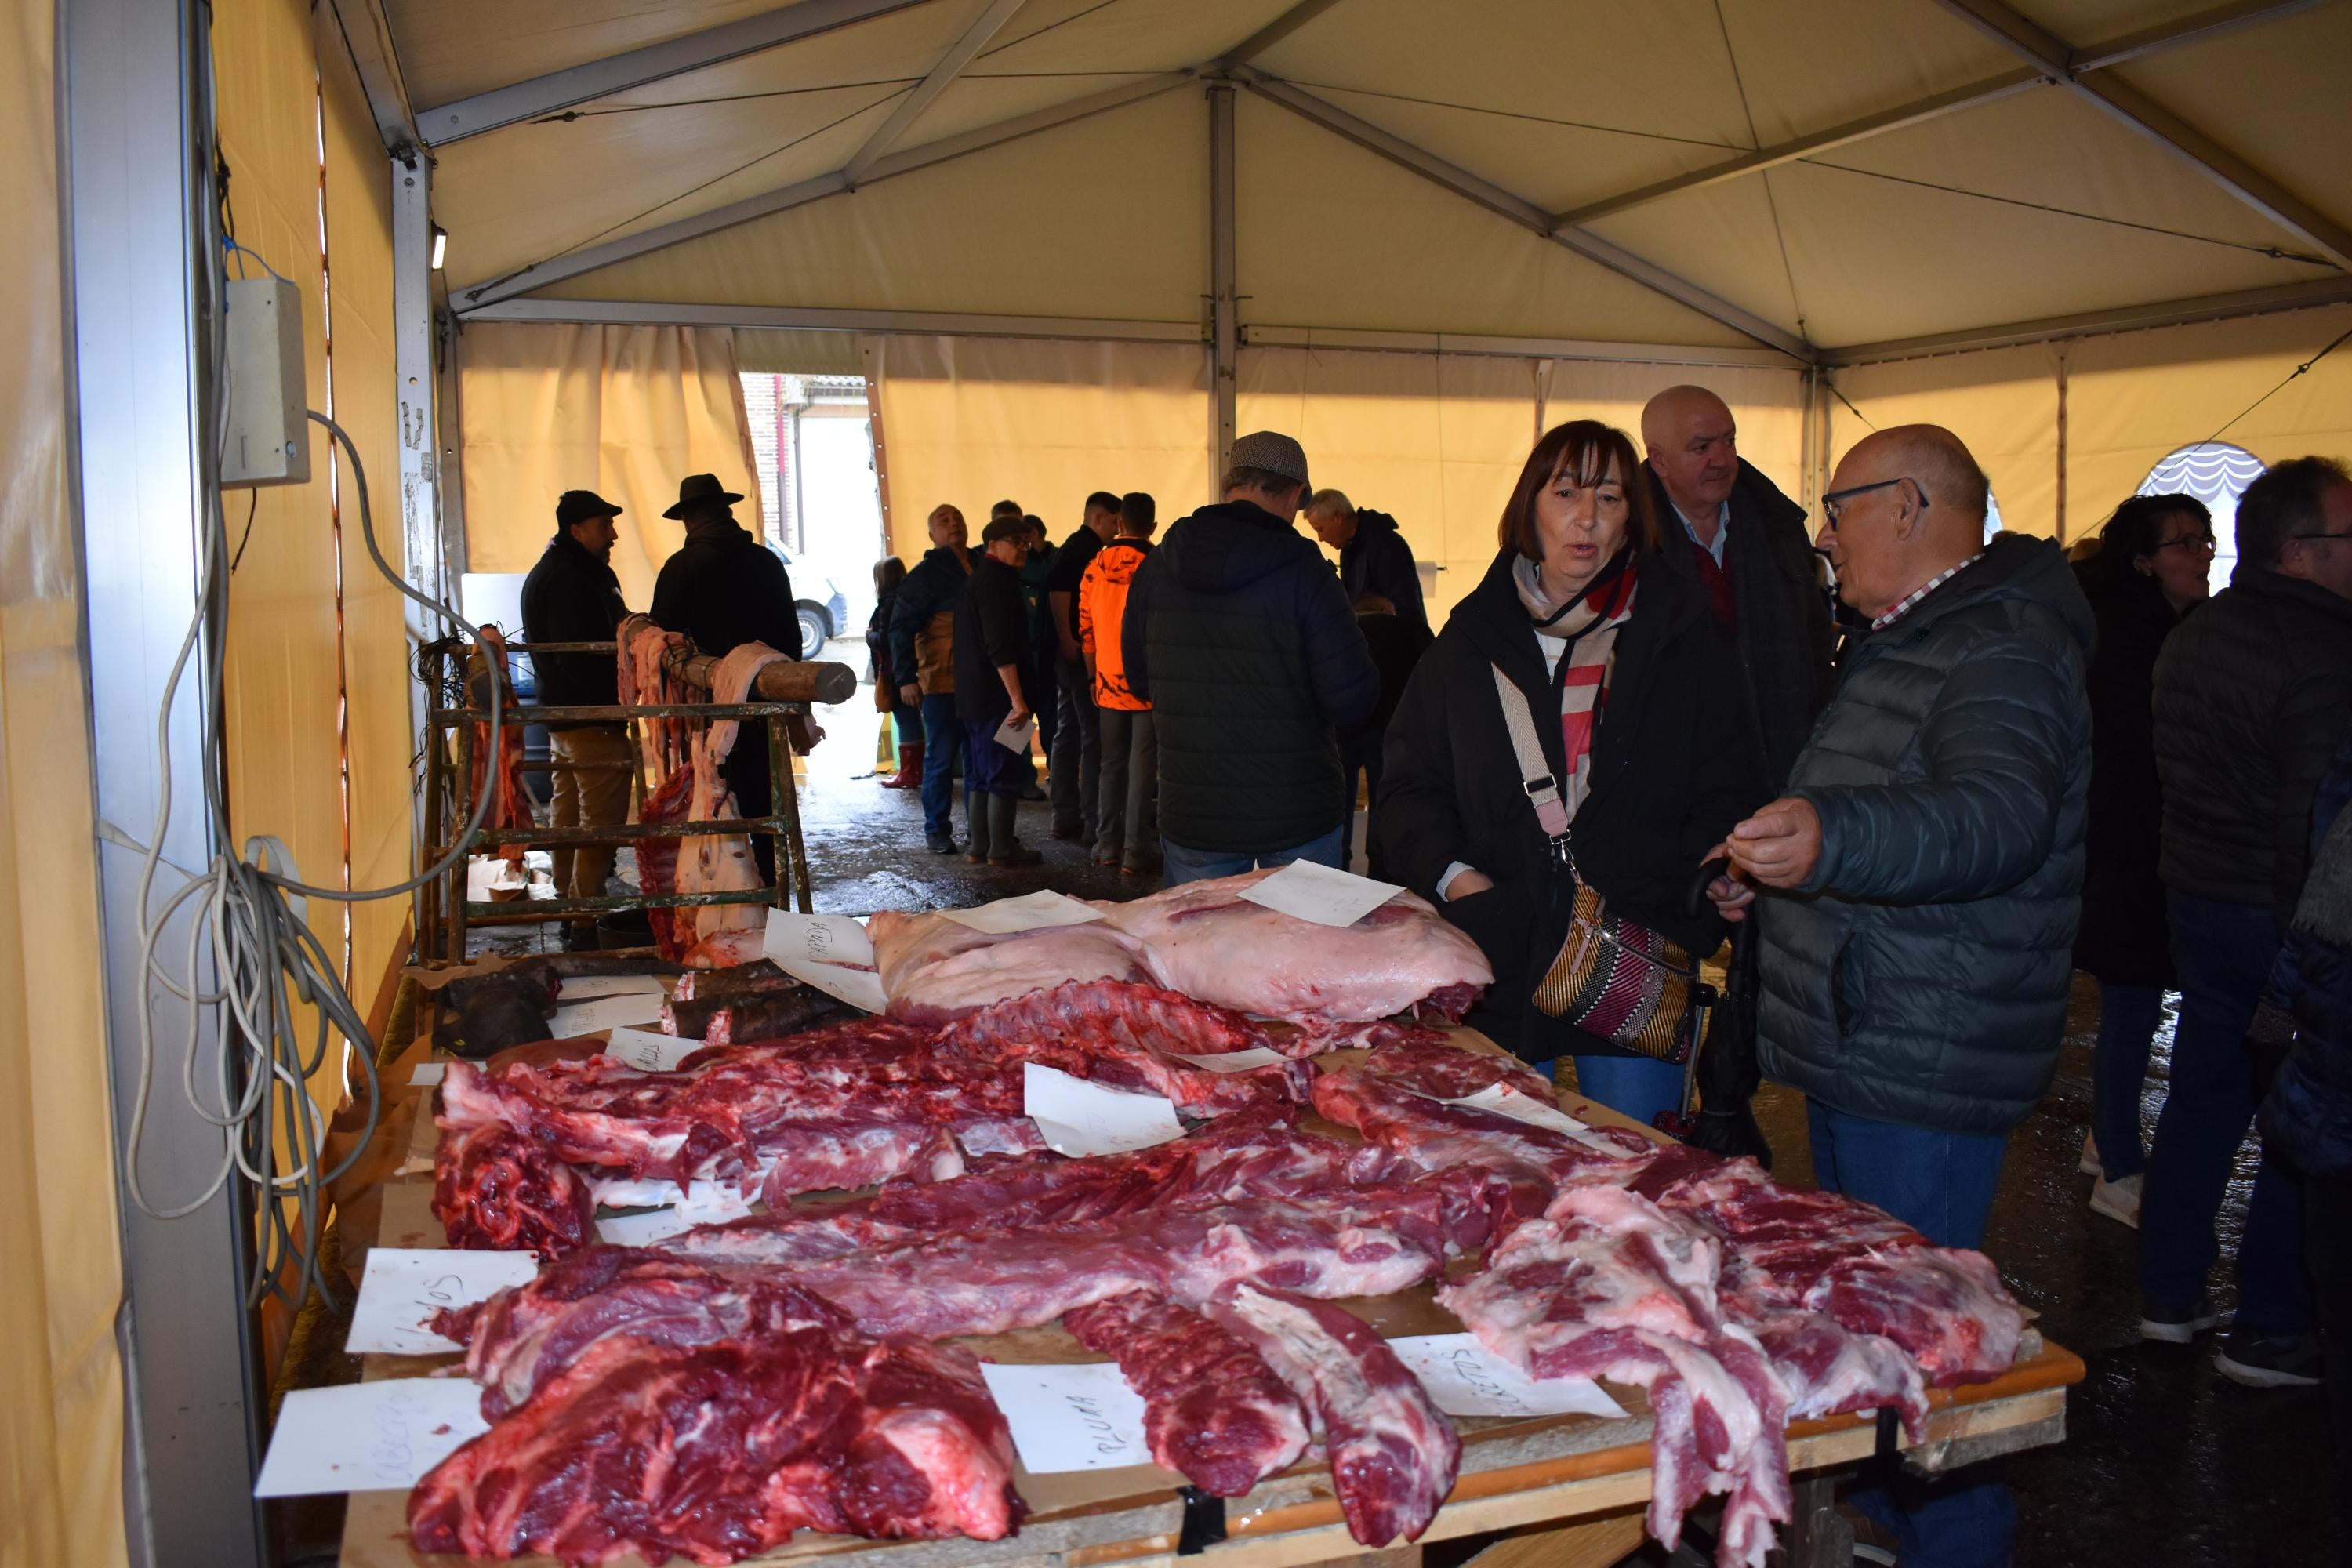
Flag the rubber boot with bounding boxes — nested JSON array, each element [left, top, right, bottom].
[[881, 739, 922, 789], [988, 793, 1041, 867], [964, 793, 994, 864]]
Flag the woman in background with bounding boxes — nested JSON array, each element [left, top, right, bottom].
[[867, 556, 917, 788]]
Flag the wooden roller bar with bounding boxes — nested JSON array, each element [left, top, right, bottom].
[[660, 647, 858, 705]]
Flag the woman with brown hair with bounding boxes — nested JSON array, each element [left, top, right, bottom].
[[1379, 419, 1764, 1127]]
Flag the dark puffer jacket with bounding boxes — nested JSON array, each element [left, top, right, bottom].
[[2259, 737, 2352, 1180], [1755, 535, 2094, 1136], [1123, 499, 1378, 855], [2075, 572, 2189, 985], [1380, 549, 1762, 1063], [2153, 567, 2352, 925], [519, 530, 630, 727], [1338, 509, 1427, 632]]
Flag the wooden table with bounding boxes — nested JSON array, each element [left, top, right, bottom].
[[338, 1011, 2082, 1568]]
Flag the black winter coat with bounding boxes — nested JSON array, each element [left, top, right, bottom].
[[1124, 499, 1378, 855], [887, 546, 971, 696], [1380, 549, 1762, 1064], [519, 531, 630, 728], [649, 520, 801, 662], [2259, 737, 2352, 1180], [1642, 460, 1835, 791], [1340, 510, 1428, 633], [952, 554, 1031, 725], [1756, 535, 2093, 1136], [2154, 567, 2352, 924], [2075, 573, 2188, 985]]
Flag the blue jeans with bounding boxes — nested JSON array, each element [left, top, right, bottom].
[[2091, 982, 2163, 1181], [2139, 892, 2310, 1334], [1808, 1101, 2014, 1567], [1160, 826, 1345, 887], [1564, 1052, 1685, 1131], [918, 694, 973, 843]]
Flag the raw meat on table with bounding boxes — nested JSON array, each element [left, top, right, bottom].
[[935, 981, 1312, 1114], [1210, 1283, 1461, 1548], [409, 1323, 1022, 1562], [868, 909, 1150, 1023], [670, 958, 786, 1000], [662, 986, 838, 1044], [1062, 1291, 1311, 1497], [432, 1123, 596, 1258], [680, 927, 768, 970]]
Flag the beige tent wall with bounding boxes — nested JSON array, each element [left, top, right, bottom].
[[1828, 345, 2065, 537], [864, 336, 1212, 564], [457, 322, 764, 611], [0, 0, 130, 1560]]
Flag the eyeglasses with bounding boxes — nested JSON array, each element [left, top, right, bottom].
[[2151, 533, 2216, 554], [1820, 477, 1930, 528]]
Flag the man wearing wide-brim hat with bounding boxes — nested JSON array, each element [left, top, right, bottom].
[[650, 473, 803, 885]]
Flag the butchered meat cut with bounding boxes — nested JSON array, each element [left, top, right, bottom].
[[1062, 1291, 1311, 1497], [433, 1123, 596, 1257], [868, 909, 1152, 1023], [1802, 1247, 2026, 1388], [1210, 1283, 1461, 1547], [1095, 869, 1492, 1029], [408, 1327, 1023, 1563], [934, 981, 1313, 1113]]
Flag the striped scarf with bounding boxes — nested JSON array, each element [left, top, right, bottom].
[[1512, 552, 1639, 822]]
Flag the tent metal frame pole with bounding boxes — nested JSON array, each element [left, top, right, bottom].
[[325, 0, 419, 153], [394, 153, 450, 947], [459, 296, 1207, 341], [414, 0, 934, 146], [64, 0, 270, 1561], [840, 0, 1025, 187], [1210, 82, 1240, 488], [1928, 0, 2352, 269], [1824, 275, 2352, 364]]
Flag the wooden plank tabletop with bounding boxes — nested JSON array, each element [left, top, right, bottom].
[[338, 1006, 2083, 1568]]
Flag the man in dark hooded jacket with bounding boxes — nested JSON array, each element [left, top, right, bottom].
[[1306, 490, 1427, 633], [1709, 424, 2092, 1568], [1123, 432, 1377, 885]]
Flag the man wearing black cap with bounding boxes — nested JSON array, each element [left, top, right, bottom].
[[650, 473, 801, 884], [522, 490, 633, 941], [952, 514, 1045, 867], [1123, 433, 1377, 885]]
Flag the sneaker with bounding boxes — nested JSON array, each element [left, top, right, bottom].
[[2078, 1132, 2101, 1177], [2216, 1330, 2323, 1388], [925, 835, 960, 855], [2140, 1295, 2220, 1344], [2089, 1172, 2142, 1228]]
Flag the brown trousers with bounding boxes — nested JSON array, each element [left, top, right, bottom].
[[549, 724, 633, 902]]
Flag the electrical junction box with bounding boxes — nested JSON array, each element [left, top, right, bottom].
[[222, 277, 310, 487]]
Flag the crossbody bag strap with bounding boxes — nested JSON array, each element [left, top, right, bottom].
[[1489, 664, 1574, 862]]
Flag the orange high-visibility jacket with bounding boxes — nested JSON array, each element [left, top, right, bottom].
[[1076, 537, 1154, 711]]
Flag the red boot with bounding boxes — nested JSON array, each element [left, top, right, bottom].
[[880, 740, 923, 789]]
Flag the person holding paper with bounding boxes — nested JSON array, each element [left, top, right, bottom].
[[890, 504, 976, 855], [1379, 419, 1760, 1128], [953, 514, 1044, 867]]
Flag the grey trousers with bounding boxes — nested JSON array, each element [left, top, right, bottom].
[[1095, 706, 1157, 866], [1050, 655, 1101, 833]]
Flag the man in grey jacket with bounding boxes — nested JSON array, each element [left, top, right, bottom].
[[1710, 423, 2092, 1567]]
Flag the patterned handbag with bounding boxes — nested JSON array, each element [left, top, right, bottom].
[[1490, 666, 1702, 1065]]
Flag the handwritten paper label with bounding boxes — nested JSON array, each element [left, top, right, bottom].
[[547, 992, 667, 1038], [763, 912, 876, 969], [1237, 860, 1404, 927], [1167, 1047, 1290, 1073], [1022, 1063, 1184, 1157], [941, 889, 1105, 935], [1388, 1334, 1628, 1421], [253, 1379, 491, 1496], [1444, 1083, 1593, 1138], [346, 1247, 541, 1356], [979, 1361, 1153, 1473], [554, 974, 667, 1001], [409, 1062, 445, 1087], [602, 1026, 700, 1074], [993, 712, 1036, 755]]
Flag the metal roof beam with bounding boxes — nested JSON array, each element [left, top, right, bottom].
[[1929, 0, 2352, 268], [1240, 73, 1816, 361], [456, 72, 1192, 310], [416, 0, 935, 147], [1824, 276, 2352, 364], [841, 0, 1026, 186], [325, 0, 419, 154], [1555, 0, 2324, 229], [1214, 0, 1350, 72], [462, 296, 1207, 343]]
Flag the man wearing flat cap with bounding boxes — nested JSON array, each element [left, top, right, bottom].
[[522, 489, 634, 942], [651, 472, 802, 884], [1122, 431, 1378, 885]]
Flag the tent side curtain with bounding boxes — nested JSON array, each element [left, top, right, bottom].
[[0, 0, 129, 1559], [457, 322, 766, 612], [1825, 304, 2352, 543]]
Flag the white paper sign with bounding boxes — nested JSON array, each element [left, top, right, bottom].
[[1022, 1063, 1184, 1157], [979, 1361, 1154, 1473], [763, 911, 877, 969], [595, 1183, 751, 1246], [993, 712, 1037, 755], [346, 1247, 541, 1356], [602, 1025, 701, 1074], [1237, 860, 1404, 928], [1167, 1047, 1290, 1073], [409, 1062, 445, 1087], [1388, 1334, 1628, 1421], [588, 1173, 688, 1209], [554, 974, 668, 1001], [1445, 1083, 1591, 1137], [548, 992, 667, 1038], [782, 959, 890, 1015], [941, 889, 1106, 934], [253, 1379, 491, 1496]]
